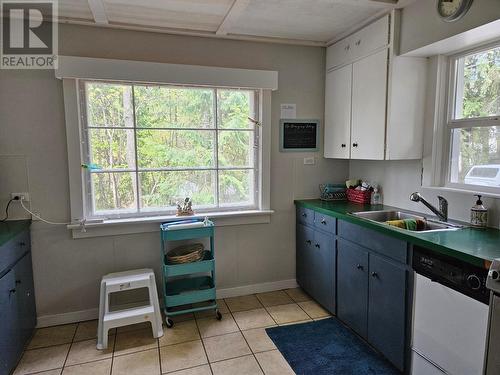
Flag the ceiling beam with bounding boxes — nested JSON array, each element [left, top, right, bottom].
[[216, 0, 251, 35], [87, 0, 108, 24]]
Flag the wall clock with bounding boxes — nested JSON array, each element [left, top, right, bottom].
[[437, 0, 474, 22]]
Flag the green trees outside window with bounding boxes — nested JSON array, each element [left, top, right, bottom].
[[83, 81, 259, 216]]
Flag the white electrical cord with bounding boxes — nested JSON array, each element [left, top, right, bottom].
[[19, 198, 71, 225]]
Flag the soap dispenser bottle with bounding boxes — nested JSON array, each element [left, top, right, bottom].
[[470, 195, 488, 228]]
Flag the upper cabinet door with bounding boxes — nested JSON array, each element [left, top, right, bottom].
[[326, 37, 353, 71], [349, 15, 389, 62], [351, 49, 388, 160], [326, 14, 389, 71], [324, 64, 352, 159]]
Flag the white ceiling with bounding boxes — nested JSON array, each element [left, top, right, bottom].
[[50, 0, 414, 46]]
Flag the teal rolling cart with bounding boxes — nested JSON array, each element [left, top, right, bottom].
[[160, 221, 221, 328]]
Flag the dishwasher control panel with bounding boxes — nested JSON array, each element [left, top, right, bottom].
[[413, 246, 489, 304]]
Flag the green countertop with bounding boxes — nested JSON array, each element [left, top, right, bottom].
[[295, 199, 500, 268], [0, 220, 31, 247]]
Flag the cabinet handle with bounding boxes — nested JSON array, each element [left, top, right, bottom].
[[15, 279, 21, 285], [341, 143, 346, 148], [19, 242, 26, 247], [306, 240, 312, 245], [356, 264, 363, 270], [356, 39, 361, 46], [321, 218, 327, 225], [9, 288, 16, 296], [352, 143, 358, 147], [371, 272, 378, 278], [315, 243, 321, 248]]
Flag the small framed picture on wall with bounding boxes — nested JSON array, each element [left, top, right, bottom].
[[280, 119, 319, 152]]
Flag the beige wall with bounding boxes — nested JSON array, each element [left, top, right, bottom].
[[400, 0, 500, 55], [0, 24, 348, 321]]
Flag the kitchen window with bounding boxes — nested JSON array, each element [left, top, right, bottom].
[[80, 80, 261, 218], [446, 43, 500, 192]]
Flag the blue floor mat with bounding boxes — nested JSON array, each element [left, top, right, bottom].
[[266, 317, 401, 375]]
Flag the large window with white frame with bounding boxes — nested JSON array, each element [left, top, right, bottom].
[[446, 43, 500, 192], [80, 80, 261, 218]]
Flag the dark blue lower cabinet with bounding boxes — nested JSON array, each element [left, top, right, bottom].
[[337, 237, 407, 371], [14, 253, 37, 349], [337, 239, 369, 338], [0, 270, 19, 375], [311, 231, 335, 313], [296, 223, 314, 295], [368, 253, 406, 371], [0, 226, 35, 375], [296, 222, 336, 314]]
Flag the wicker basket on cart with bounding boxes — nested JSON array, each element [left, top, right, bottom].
[[166, 243, 204, 264]]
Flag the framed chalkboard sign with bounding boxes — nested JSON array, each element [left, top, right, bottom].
[[280, 119, 319, 152]]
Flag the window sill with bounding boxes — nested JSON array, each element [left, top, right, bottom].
[[423, 186, 500, 199], [67, 209, 274, 239]]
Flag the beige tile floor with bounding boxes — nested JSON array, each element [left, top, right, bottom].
[[13, 288, 331, 375]]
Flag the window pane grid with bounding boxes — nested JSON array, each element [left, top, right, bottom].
[[82, 81, 259, 217], [447, 43, 500, 190]]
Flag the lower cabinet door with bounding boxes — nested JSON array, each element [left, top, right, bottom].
[[312, 231, 335, 313], [368, 253, 407, 371], [296, 223, 314, 296], [0, 270, 19, 375], [337, 239, 368, 338], [14, 253, 36, 348]]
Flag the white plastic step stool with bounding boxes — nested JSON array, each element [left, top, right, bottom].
[[97, 269, 163, 350]]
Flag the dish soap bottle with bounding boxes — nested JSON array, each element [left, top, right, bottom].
[[371, 187, 382, 205], [470, 195, 488, 228]]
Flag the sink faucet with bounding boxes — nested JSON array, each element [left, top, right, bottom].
[[409, 192, 448, 222]]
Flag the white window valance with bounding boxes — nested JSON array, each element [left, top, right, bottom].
[[55, 56, 278, 90]]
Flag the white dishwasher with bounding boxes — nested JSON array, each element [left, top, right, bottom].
[[411, 247, 489, 375]]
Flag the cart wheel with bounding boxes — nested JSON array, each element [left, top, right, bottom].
[[216, 310, 222, 320], [166, 318, 174, 328]]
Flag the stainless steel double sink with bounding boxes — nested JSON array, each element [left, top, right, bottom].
[[350, 210, 465, 233]]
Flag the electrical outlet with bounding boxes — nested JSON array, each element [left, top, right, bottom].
[[303, 157, 316, 165], [11, 192, 30, 202]]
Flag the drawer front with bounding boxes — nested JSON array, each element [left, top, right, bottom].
[[0, 230, 30, 276], [314, 212, 336, 234], [338, 220, 407, 263], [297, 207, 314, 226]]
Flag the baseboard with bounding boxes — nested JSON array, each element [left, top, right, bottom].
[[36, 279, 298, 327], [37, 308, 99, 328], [216, 279, 298, 299]]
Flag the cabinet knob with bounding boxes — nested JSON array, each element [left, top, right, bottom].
[[315, 243, 321, 248], [356, 264, 363, 270], [302, 213, 307, 218], [306, 240, 312, 245], [341, 143, 346, 148], [15, 279, 21, 285], [9, 288, 16, 296], [356, 39, 361, 46], [321, 218, 327, 225], [19, 242, 26, 247], [352, 143, 358, 147], [371, 272, 378, 278]]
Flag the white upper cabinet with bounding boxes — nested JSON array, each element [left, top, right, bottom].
[[351, 49, 388, 160], [326, 15, 390, 71], [324, 11, 427, 161], [324, 64, 352, 159]]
